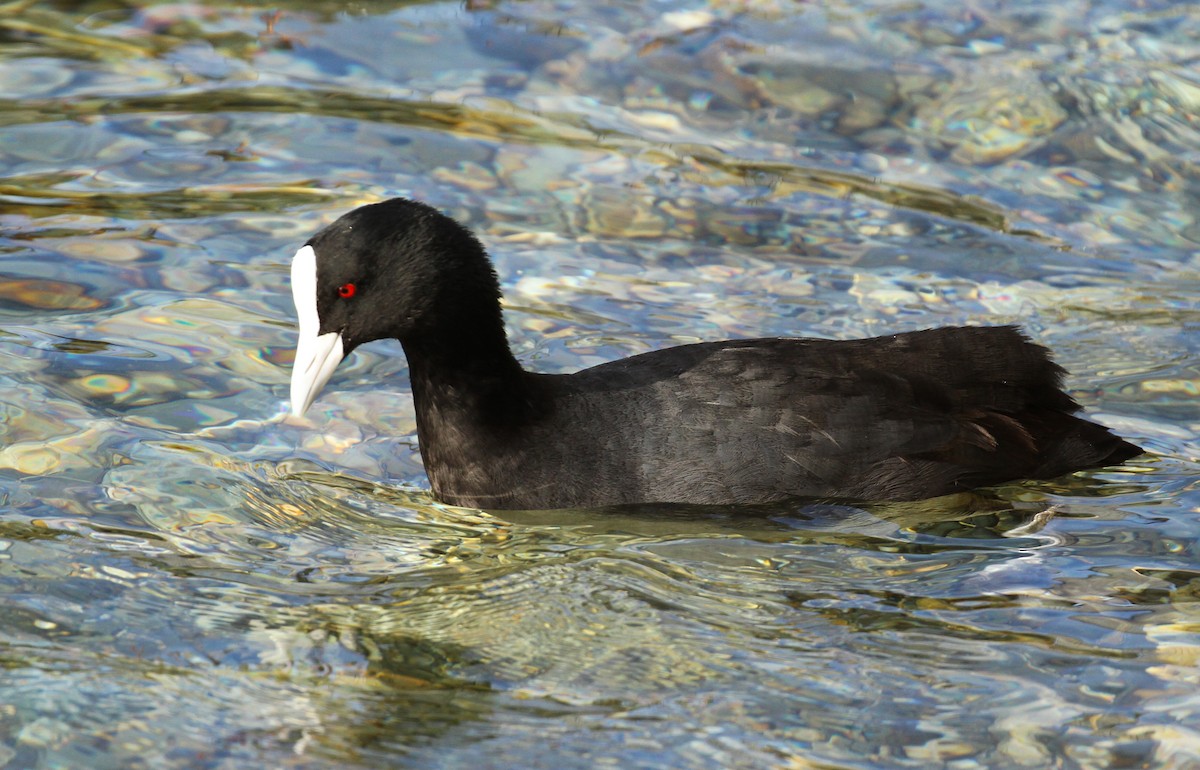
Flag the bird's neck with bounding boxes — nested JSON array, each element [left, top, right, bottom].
[[402, 328, 548, 507], [401, 325, 535, 427]]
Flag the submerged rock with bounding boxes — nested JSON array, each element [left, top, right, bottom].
[[911, 68, 1068, 164]]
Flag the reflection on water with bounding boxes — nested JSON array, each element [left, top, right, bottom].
[[1, 0, 1199, 768]]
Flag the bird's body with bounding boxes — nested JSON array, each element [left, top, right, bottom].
[[287, 198, 1141, 510]]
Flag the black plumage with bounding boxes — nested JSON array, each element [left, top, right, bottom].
[[289, 198, 1141, 510]]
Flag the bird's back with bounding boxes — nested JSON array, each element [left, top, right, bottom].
[[546, 325, 1139, 505]]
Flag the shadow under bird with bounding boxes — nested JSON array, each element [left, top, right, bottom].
[[287, 197, 1142, 510]]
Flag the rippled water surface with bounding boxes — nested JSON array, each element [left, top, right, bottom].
[[2, 1, 1199, 767]]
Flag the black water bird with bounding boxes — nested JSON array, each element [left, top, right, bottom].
[[287, 198, 1141, 510]]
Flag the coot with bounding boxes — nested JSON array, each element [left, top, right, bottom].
[[288, 197, 1141, 510]]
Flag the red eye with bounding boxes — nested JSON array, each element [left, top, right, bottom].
[[337, 283, 357, 298]]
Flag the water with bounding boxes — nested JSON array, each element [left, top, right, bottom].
[[1, 0, 1199, 767]]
